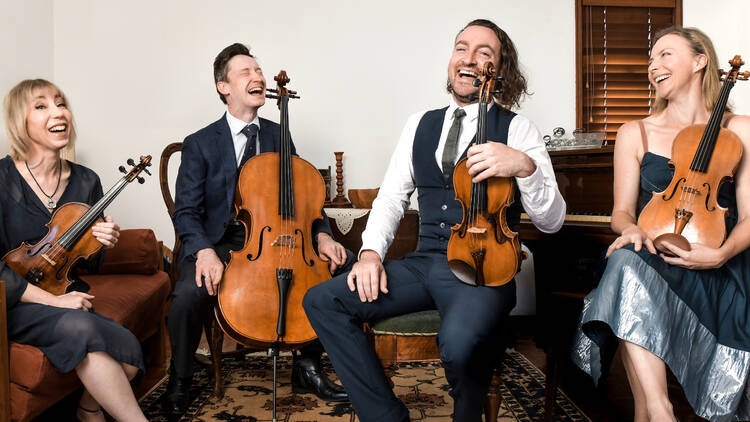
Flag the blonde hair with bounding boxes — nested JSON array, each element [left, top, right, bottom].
[[3, 79, 77, 160], [651, 26, 726, 114]]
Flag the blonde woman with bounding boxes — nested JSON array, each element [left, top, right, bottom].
[[1, 79, 147, 421], [573, 27, 750, 422]]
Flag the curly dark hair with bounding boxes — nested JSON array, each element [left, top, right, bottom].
[[447, 19, 530, 109], [213, 43, 254, 104]]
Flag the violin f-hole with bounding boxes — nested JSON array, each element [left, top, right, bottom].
[[661, 177, 686, 201]]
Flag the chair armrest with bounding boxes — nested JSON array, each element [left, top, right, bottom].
[[1, 280, 10, 422], [98, 229, 160, 275]]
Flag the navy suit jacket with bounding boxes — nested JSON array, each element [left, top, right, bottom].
[[173, 113, 331, 262]]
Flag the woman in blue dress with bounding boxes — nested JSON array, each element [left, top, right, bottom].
[[2, 79, 147, 421], [572, 27, 750, 421]]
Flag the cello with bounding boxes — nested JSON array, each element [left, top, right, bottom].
[[447, 62, 522, 287], [3, 156, 152, 295], [638, 55, 749, 254], [216, 70, 330, 349]]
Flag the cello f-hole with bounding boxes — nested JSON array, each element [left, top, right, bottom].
[[246, 226, 272, 261]]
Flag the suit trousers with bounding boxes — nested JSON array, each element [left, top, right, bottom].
[[303, 251, 516, 422], [168, 224, 354, 379]]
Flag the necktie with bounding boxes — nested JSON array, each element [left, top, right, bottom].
[[441, 108, 467, 179], [239, 123, 259, 168]]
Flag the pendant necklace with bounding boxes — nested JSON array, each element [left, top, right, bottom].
[[25, 159, 62, 210]]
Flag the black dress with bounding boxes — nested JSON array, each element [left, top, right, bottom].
[[572, 152, 750, 421], [0, 156, 143, 373]]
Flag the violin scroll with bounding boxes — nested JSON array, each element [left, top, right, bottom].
[[720, 55, 750, 82]]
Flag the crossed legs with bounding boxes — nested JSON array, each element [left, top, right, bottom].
[[75, 352, 146, 421]]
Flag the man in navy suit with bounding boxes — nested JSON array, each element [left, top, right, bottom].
[[165, 43, 350, 419]]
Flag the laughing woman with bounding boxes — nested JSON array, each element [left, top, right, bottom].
[[572, 27, 750, 422], [1, 79, 147, 422]]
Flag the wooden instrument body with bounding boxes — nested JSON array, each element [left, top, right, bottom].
[[637, 125, 742, 249], [2, 203, 103, 296], [217, 153, 331, 350], [448, 157, 521, 287]]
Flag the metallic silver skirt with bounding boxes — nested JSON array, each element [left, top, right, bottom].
[[571, 248, 750, 421]]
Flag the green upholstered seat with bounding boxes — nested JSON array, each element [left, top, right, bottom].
[[371, 310, 441, 335]]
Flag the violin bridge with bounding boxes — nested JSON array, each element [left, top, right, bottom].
[[467, 227, 487, 235], [272, 235, 296, 248], [41, 253, 57, 266]]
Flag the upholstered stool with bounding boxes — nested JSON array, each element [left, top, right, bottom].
[[369, 310, 503, 422]]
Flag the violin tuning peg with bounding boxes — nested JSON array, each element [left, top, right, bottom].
[[137, 176, 145, 184], [143, 168, 152, 176], [127, 158, 135, 166], [118, 166, 126, 173], [494, 76, 504, 81], [472, 78, 482, 87]]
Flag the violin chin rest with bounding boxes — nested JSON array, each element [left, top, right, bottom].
[[653, 233, 691, 256]]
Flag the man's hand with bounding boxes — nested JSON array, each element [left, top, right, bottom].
[[52, 291, 94, 311], [465, 143, 536, 182], [92, 216, 120, 249], [196, 248, 224, 296], [347, 250, 388, 302], [317, 233, 347, 273]]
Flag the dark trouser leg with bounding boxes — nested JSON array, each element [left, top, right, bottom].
[[425, 254, 516, 422], [299, 248, 357, 361], [166, 257, 214, 379], [303, 253, 435, 422]]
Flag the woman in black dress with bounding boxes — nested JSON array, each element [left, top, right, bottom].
[[2, 79, 147, 421], [572, 27, 750, 422]]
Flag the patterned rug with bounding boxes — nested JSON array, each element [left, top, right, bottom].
[[140, 351, 590, 421]]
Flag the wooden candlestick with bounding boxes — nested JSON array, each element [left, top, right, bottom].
[[331, 152, 352, 208]]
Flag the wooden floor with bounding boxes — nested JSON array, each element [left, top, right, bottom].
[[511, 317, 707, 422]]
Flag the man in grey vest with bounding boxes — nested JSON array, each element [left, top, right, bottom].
[[304, 19, 565, 421]]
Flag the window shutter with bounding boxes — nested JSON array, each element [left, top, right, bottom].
[[577, 0, 682, 143]]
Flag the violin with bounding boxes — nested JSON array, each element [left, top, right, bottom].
[[638, 55, 749, 254], [447, 62, 522, 287], [216, 71, 330, 350], [3, 156, 152, 295]]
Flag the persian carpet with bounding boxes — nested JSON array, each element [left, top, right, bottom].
[[139, 351, 590, 421]]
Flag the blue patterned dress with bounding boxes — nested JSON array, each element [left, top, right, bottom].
[[572, 151, 750, 421]]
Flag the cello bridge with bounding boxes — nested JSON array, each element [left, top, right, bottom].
[[272, 235, 296, 247]]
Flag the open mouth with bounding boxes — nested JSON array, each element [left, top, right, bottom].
[[654, 74, 671, 84], [248, 86, 264, 95], [48, 124, 67, 133], [458, 69, 478, 79]]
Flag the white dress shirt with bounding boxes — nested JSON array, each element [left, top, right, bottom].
[[226, 111, 261, 167], [361, 97, 566, 260]]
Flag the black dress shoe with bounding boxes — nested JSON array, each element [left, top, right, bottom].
[[292, 357, 349, 402], [163, 367, 192, 421]]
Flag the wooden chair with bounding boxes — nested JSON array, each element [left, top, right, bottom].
[[159, 142, 243, 398], [1, 280, 10, 422]]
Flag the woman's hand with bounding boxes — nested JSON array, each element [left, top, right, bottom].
[[92, 216, 120, 249], [659, 242, 729, 270], [51, 291, 94, 311], [606, 224, 657, 257]]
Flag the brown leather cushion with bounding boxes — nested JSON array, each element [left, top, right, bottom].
[[98, 229, 160, 275]]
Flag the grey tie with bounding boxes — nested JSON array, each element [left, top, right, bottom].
[[441, 108, 466, 179]]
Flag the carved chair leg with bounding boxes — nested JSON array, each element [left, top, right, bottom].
[[484, 366, 502, 422], [204, 314, 225, 398], [544, 341, 560, 422]]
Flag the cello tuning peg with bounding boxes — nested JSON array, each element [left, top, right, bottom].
[[472, 78, 482, 87], [267, 88, 278, 93], [118, 165, 126, 173], [266, 94, 279, 99], [289, 94, 300, 99], [137, 176, 145, 184], [127, 158, 135, 166]]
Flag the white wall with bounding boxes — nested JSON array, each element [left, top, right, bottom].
[[47, 0, 576, 245], [0, 0, 54, 151], [1, 0, 748, 248]]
